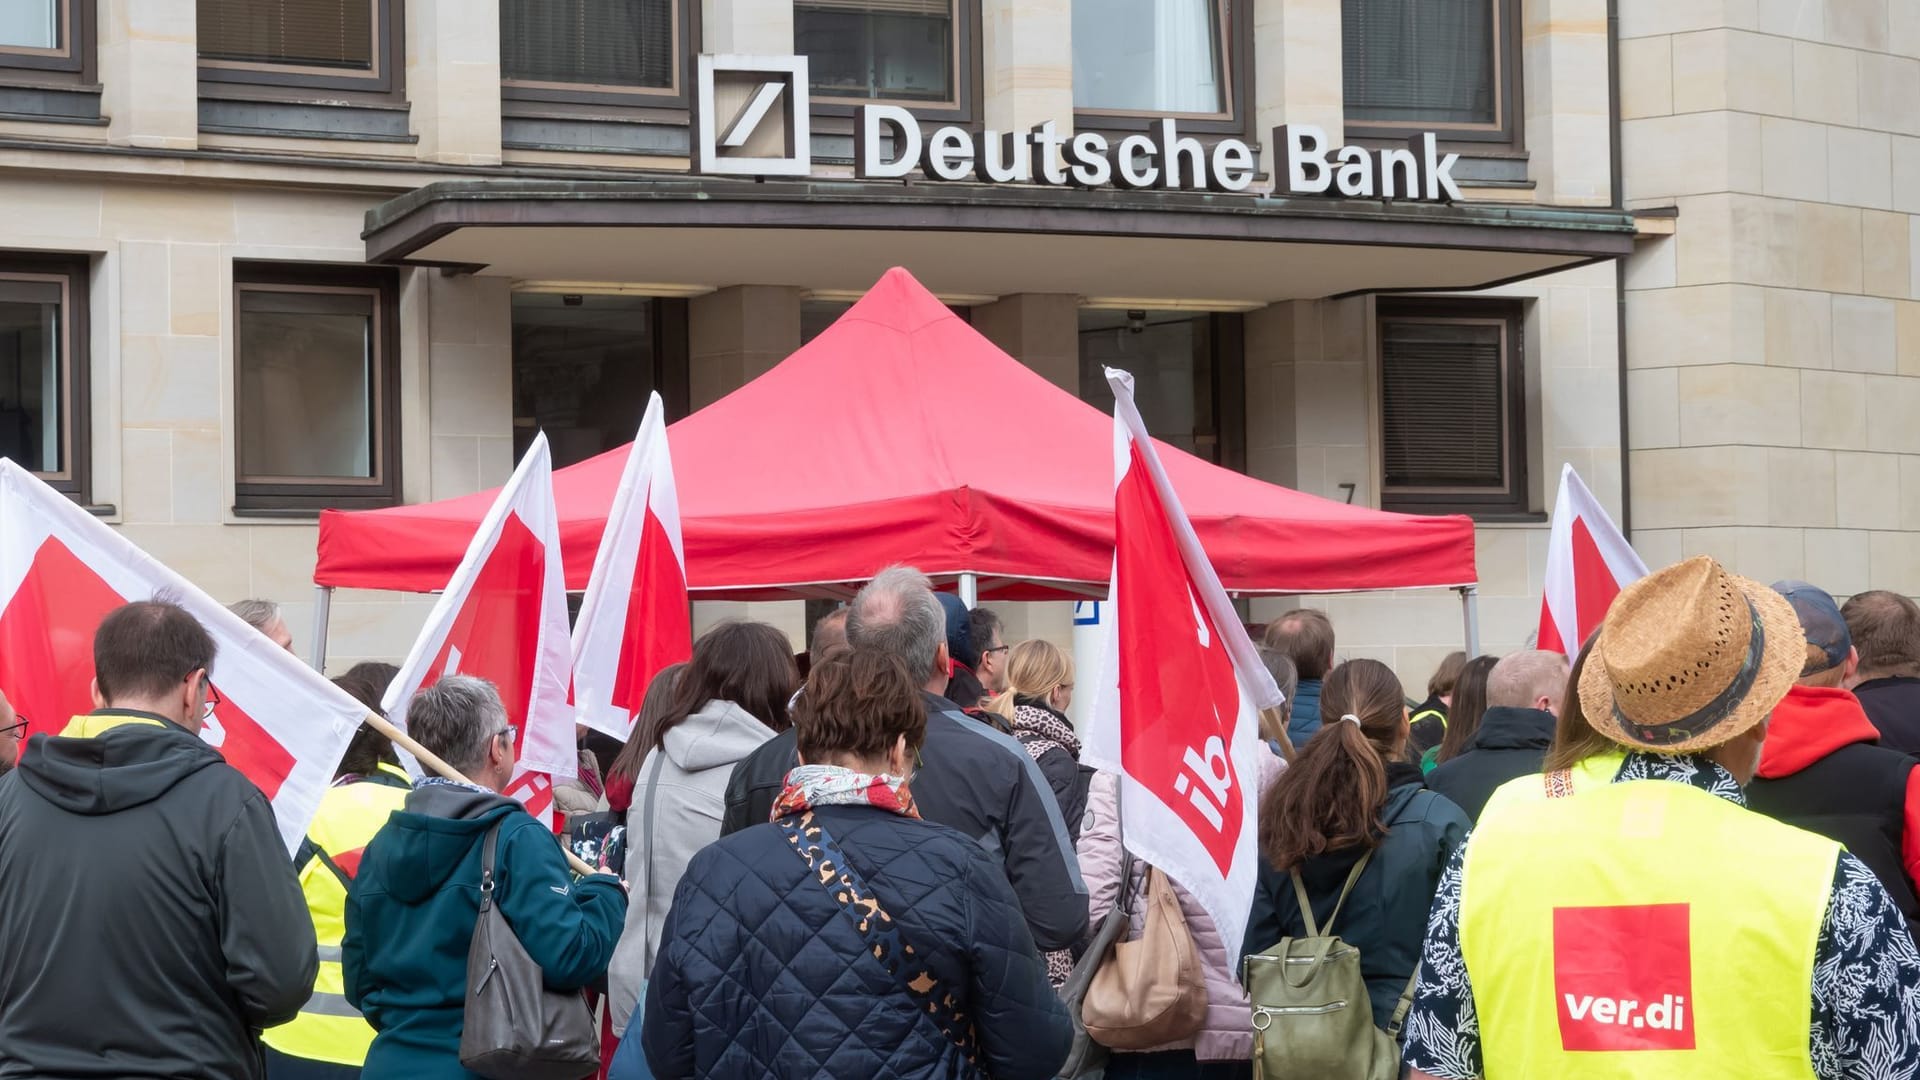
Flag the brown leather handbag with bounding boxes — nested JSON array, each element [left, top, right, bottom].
[[1080, 864, 1210, 1050]]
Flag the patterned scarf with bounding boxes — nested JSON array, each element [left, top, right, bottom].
[[770, 763, 920, 822], [1012, 701, 1081, 761]]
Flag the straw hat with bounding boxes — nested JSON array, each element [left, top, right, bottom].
[[1577, 555, 1804, 755]]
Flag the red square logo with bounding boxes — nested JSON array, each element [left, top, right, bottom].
[[1552, 903, 1694, 1052]]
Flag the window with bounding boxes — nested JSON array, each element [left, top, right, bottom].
[[0, 254, 89, 503], [234, 265, 399, 513], [1078, 310, 1244, 469], [512, 293, 688, 468], [1377, 299, 1526, 515], [198, 0, 402, 93], [1343, 0, 1519, 144], [0, 0, 92, 79], [501, 0, 680, 97], [797, 0, 957, 105], [1073, 0, 1230, 116]]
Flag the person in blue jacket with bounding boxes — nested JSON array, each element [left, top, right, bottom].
[[624, 649, 1071, 1080], [343, 675, 626, 1080]]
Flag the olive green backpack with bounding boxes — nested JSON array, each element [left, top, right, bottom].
[[1240, 850, 1416, 1080]]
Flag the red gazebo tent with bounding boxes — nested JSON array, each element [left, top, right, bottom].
[[314, 268, 1477, 618]]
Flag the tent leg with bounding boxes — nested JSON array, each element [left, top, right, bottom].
[[958, 572, 979, 608], [1459, 585, 1481, 658], [309, 585, 333, 673]]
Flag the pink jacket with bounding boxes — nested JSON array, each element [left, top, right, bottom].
[[1075, 757, 1282, 1062]]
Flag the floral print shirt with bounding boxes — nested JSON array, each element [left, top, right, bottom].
[[1400, 752, 1920, 1080]]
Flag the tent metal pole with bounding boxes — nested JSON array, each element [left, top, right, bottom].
[[958, 572, 979, 608], [1460, 585, 1481, 657], [309, 585, 333, 673]]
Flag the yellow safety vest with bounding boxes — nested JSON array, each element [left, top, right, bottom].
[[262, 764, 411, 1066], [1476, 748, 1627, 820], [1460, 773, 1837, 1079]]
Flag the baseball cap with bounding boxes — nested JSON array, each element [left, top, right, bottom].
[[1771, 580, 1852, 676]]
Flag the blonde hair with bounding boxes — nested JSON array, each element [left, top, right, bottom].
[[986, 639, 1076, 720]]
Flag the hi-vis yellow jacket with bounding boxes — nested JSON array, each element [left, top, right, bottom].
[[261, 764, 411, 1066], [1461, 768, 1836, 1079]]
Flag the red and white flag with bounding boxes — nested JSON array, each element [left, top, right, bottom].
[[0, 460, 363, 854], [572, 393, 692, 742], [384, 433, 575, 826], [1537, 463, 1647, 655], [1083, 368, 1278, 956]]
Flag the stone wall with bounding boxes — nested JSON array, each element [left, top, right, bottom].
[[1619, 1, 1920, 597]]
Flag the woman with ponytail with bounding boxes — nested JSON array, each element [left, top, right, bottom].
[[988, 641, 1093, 842], [1239, 659, 1471, 1031]]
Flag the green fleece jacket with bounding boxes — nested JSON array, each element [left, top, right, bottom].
[[342, 782, 626, 1080]]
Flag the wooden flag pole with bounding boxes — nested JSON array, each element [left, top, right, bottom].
[[361, 711, 601, 879], [1260, 706, 1297, 762]]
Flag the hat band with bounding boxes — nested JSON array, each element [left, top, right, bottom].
[[1612, 594, 1766, 748]]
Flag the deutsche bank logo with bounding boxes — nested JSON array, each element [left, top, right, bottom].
[[695, 55, 811, 177]]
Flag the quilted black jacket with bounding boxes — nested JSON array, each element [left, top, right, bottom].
[[639, 803, 1072, 1079]]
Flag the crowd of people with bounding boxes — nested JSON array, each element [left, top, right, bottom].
[[4, 562, 1920, 1078]]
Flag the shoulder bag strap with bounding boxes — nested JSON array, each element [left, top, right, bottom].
[[1290, 849, 1375, 940], [478, 823, 502, 913], [779, 811, 977, 1063], [637, 751, 669, 957], [1386, 968, 1421, 1039]]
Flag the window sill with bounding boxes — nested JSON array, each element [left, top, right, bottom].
[[0, 80, 102, 123], [1381, 508, 1547, 525], [198, 94, 415, 143]]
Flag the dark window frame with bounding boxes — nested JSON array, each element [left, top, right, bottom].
[[1342, 0, 1525, 151], [232, 262, 401, 516], [510, 294, 690, 467], [800, 0, 983, 125], [499, 0, 701, 113], [1076, 309, 1245, 472], [197, 0, 406, 98], [1376, 297, 1528, 518], [1070, 0, 1253, 140], [0, 252, 90, 504], [0, 0, 95, 85]]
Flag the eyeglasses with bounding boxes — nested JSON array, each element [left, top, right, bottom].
[[201, 681, 222, 722], [0, 719, 25, 739], [497, 724, 519, 746], [984, 644, 1011, 655]]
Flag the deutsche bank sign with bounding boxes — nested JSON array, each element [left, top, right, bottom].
[[697, 55, 1462, 203]]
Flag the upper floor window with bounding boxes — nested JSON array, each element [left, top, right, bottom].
[[797, 0, 956, 105], [233, 264, 400, 514], [198, 0, 403, 94], [501, 0, 681, 98], [0, 0, 92, 80], [1377, 298, 1527, 516], [1343, 0, 1519, 145], [0, 253, 90, 504], [1073, 0, 1229, 117]]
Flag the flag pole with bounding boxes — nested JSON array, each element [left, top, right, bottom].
[[360, 711, 600, 879], [308, 585, 333, 673], [1259, 707, 1297, 761]]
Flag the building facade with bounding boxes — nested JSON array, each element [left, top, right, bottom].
[[0, 0, 1910, 695]]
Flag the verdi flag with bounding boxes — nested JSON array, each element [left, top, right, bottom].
[[1082, 368, 1278, 955], [572, 393, 692, 742], [0, 460, 363, 854], [383, 433, 575, 825], [1538, 463, 1647, 655]]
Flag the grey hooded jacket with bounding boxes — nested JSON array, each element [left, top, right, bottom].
[[607, 699, 775, 1034]]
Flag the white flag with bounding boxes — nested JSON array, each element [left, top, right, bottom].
[[1538, 463, 1647, 655], [0, 460, 363, 853], [384, 433, 576, 825], [572, 393, 692, 742], [1082, 369, 1277, 956]]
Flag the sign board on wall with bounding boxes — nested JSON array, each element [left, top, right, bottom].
[[695, 55, 1464, 203]]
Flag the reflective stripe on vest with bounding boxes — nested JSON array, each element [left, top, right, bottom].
[[262, 779, 408, 1066], [1460, 777, 1836, 1079]]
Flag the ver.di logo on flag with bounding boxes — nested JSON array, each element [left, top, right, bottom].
[[694, 54, 810, 177]]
